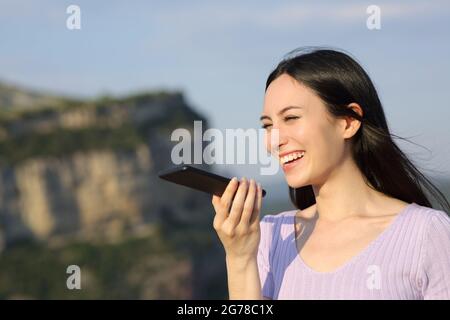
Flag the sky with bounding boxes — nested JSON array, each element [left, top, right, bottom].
[[1, 0, 449, 200]]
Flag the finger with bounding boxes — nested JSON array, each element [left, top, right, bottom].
[[240, 179, 256, 226], [219, 177, 239, 211], [212, 195, 224, 228], [250, 183, 263, 226], [227, 177, 249, 227], [212, 194, 219, 206], [213, 178, 238, 225]]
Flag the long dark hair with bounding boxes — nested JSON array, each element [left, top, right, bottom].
[[265, 47, 450, 213]]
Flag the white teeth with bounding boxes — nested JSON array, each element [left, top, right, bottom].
[[280, 151, 305, 164]]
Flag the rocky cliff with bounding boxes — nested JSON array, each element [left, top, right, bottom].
[[0, 83, 227, 299]]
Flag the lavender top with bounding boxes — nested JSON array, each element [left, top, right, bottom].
[[257, 202, 450, 299]]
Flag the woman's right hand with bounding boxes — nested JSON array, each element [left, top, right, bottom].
[[211, 177, 263, 263]]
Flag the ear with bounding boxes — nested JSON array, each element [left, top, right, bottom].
[[341, 103, 363, 139]]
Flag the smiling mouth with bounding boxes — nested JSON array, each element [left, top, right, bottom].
[[279, 151, 305, 165], [278, 152, 305, 172]]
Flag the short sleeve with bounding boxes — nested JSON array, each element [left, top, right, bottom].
[[257, 215, 275, 299], [420, 210, 450, 300]]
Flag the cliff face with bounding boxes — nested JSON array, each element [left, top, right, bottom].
[[0, 82, 73, 111], [1, 147, 151, 242], [0, 85, 227, 299], [0, 90, 208, 241]]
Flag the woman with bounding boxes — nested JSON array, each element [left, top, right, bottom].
[[212, 48, 450, 300]]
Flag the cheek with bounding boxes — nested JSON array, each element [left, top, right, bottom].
[[315, 126, 344, 161], [288, 123, 308, 149], [299, 124, 327, 158]]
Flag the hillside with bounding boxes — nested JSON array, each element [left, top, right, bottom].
[[0, 82, 227, 299]]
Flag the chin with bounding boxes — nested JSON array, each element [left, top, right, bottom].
[[285, 178, 307, 189]]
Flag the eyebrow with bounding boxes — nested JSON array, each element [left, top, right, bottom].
[[260, 105, 304, 121]]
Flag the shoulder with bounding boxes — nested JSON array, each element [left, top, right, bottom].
[[260, 209, 297, 226], [402, 202, 450, 244], [411, 203, 450, 296], [416, 203, 450, 238], [259, 209, 297, 239], [404, 202, 450, 227]]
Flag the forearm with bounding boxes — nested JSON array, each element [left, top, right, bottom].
[[226, 256, 262, 300]]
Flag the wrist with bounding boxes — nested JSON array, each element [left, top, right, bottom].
[[226, 255, 257, 270]]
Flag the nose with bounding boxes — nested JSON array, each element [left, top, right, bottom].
[[266, 127, 288, 155], [278, 129, 289, 148]]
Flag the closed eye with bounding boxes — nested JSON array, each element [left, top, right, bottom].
[[261, 116, 300, 129]]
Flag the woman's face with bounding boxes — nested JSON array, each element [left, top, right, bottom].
[[261, 74, 348, 188]]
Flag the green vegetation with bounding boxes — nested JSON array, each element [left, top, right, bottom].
[[0, 90, 184, 120], [0, 89, 206, 165], [0, 125, 145, 165], [0, 221, 227, 299], [0, 226, 224, 299], [0, 85, 223, 299]]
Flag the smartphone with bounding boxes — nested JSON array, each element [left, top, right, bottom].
[[158, 165, 266, 197]]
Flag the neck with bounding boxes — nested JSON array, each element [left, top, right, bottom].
[[311, 156, 388, 222]]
